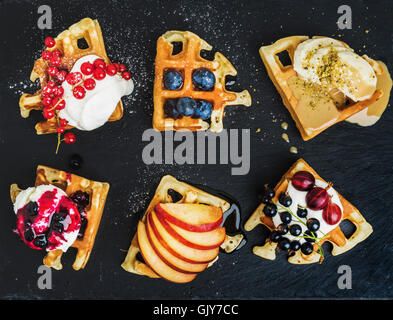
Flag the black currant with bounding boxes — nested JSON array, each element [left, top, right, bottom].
[[26, 202, 39, 217], [270, 230, 281, 242], [263, 203, 277, 217], [24, 229, 35, 242], [289, 224, 302, 236], [69, 154, 83, 170], [307, 218, 320, 232], [304, 230, 317, 243], [33, 234, 48, 248], [297, 206, 308, 218], [264, 185, 275, 200], [277, 223, 288, 235], [279, 192, 292, 207], [278, 237, 291, 251], [301, 242, 314, 255], [290, 240, 301, 251], [280, 212, 292, 224]]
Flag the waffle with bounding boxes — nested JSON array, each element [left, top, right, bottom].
[[259, 36, 385, 140], [19, 18, 123, 135], [121, 175, 244, 278], [153, 31, 251, 133], [10, 165, 110, 270], [244, 158, 373, 264]]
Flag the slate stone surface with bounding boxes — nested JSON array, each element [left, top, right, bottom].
[[0, 0, 392, 299]]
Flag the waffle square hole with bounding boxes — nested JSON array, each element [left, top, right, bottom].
[[171, 41, 183, 55], [77, 37, 89, 50], [339, 219, 357, 239], [276, 50, 292, 67]]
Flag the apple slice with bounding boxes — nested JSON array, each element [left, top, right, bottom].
[[149, 210, 219, 263], [145, 213, 208, 274], [155, 208, 226, 249], [155, 203, 223, 232], [137, 221, 197, 283]]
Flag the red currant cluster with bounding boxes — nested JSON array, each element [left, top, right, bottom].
[[40, 36, 132, 153]]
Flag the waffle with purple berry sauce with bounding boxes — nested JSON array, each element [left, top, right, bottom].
[[244, 158, 373, 264], [153, 31, 252, 133], [10, 165, 110, 270]]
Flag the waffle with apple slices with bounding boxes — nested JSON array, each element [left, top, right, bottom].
[[244, 158, 373, 264], [19, 17, 123, 135], [153, 31, 251, 133], [121, 175, 244, 283], [259, 36, 387, 140], [10, 165, 110, 270]]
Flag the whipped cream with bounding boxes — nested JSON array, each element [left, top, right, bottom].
[[59, 55, 134, 131], [272, 180, 343, 244], [14, 185, 80, 252], [293, 37, 377, 102]]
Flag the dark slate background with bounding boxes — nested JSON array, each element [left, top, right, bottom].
[[0, 0, 392, 299]]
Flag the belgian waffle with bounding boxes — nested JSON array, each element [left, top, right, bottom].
[[121, 175, 243, 278], [259, 36, 386, 140], [153, 31, 252, 133], [244, 158, 373, 264], [10, 165, 110, 270], [19, 18, 123, 135]]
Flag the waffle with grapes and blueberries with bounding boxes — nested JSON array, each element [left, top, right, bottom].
[[10, 165, 110, 270], [19, 17, 132, 152], [244, 158, 373, 264], [152, 30, 252, 133]]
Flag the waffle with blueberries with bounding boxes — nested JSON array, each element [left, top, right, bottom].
[[10, 165, 110, 270], [244, 158, 373, 264], [153, 31, 252, 133]]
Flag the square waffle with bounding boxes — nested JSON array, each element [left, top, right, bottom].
[[19, 18, 123, 135], [259, 36, 385, 140], [153, 31, 252, 133], [244, 158, 373, 264], [121, 175, 243, 278], [10, 165, 110, 270]]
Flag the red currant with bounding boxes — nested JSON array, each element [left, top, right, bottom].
[[112, 63, 120, 71], [66, 72, 83, 85], [64, 132, 76, 144], [121, 71, 131, 80], [41, 50, 52, 60], [56, 126, 66, 134], [50, 55, 61, 67], [81, 62, 94, 76], [51, 49, 62, 58], [118, 64, 126, 72], [59, 119, 68, 127], [73, 85, 86, 99], [47, 66, 59, 77], [93, 67, 106, 80], [83, 78, 96, 90], [43, 107, 55, 119], [44, 37, 56, 48], [57, 70, 67, 83], [52, 97, 66, 110], [42, 84, 53, 96], [106, 64, 118, 76], [93, 58, 106, 69], [41, 96, 53, 107], [53, 86, 64, 98], [47, 80, 56, 88]]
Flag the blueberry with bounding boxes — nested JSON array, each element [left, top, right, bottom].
[[297, 206, 308, 218], [307, 218, 320, 232], [163, 70, 183, 90], [290, 240, 301, 251], [194, 100, 213, 120], [24, 229, 35, 242], [278, 237, 291, 251], [192, 68, 216, 91], [289, 224, 302, 236], [70, 191, 90, 209], [163, 99, 181, 119], [52, 212, 66, 222], [263, 203, 277, 217], [279, 193, 292, 207], [26, 202, 38, 217], [51, 220, 64, 234], [270, 230, 281, 242], [301, 242, 314, 255], [280, 212, 292, 224], [33, 234, 48, 248], [69, 154, 83, 170], [176, 97, 196, 117]]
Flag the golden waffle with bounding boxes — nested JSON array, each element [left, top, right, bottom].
[[153, 31, 252, 133], [10, 165, 110, 270], [19, 18, 123, 135], [121, 175, 243, 278], [244, 158, 373, 264], [259, 36, 386, 140]]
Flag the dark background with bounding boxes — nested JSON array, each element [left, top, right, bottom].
[[0, 0, 392, 300]]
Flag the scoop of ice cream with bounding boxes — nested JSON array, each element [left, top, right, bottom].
[[14, 185, 81, 252]]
